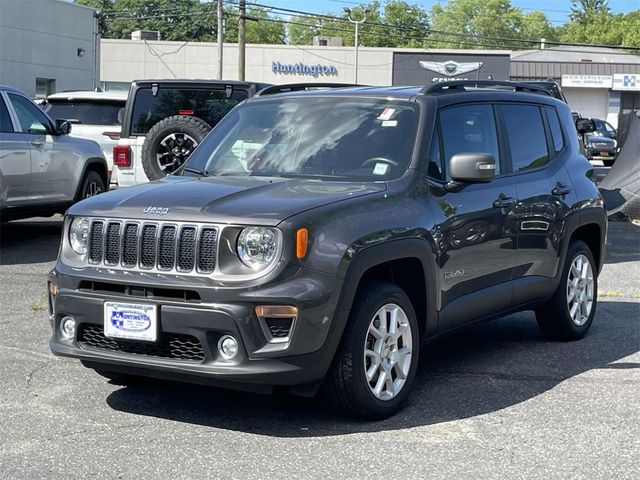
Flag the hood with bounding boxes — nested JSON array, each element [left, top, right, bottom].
[[586, 135, 615, 145], [69, 175, 386, 226]]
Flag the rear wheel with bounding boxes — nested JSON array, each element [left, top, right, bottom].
[[536, 240, 597, 341], [324, 281, 419, 419]]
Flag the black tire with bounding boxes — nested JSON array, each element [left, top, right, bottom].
[[78, 170, 105, 200], [323, 281, 420, 420], [602, 159, 614, 167], [536, 240, 598, 341], [141, 115, 211, 180]]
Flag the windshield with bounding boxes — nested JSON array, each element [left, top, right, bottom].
[[45, 101, 124, 125], [183, 97, 418, 181]]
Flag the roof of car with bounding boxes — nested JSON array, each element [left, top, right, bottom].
[[250, 84, 564, 107], [0, 84, 26, 94], [132, 79, 267, 87], [47, 90, 128, 101]]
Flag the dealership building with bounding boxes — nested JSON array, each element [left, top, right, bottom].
[[100, 38, 640, 127], [0, 0, 99, 98]]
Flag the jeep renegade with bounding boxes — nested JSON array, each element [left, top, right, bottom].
[[48, 81, 607, 419]]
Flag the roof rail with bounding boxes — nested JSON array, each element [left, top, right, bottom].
[[256, 83, 363, 97], [420, 80, 552, 96]]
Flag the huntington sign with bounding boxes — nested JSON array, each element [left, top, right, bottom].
[[272, 61, 338, 77]]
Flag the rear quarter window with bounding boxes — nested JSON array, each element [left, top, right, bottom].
[[0, 96, 13, 132], [543, 107, 564, 153], [130, 88, 248, 135]]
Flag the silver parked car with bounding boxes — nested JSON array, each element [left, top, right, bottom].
[[0, 85, 108, 221]]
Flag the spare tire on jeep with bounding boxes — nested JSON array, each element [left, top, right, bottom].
[[141, 115, 211, 180]]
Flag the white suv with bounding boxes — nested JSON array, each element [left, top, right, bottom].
[[112, 80, 268, 187], [44, 91, 128, 175]]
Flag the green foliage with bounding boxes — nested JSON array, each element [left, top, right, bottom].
[[76, 0, 639, 51], [224, 7, 286, 45]]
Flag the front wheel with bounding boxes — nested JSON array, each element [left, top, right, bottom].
[[536, 240, 598, 341], [324, 281, 419, 419], [79, 171, 105, 200]]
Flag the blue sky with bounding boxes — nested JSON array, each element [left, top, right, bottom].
[[252, 0, 640, 25]]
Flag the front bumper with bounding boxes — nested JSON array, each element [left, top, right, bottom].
[[48, 262, 345, 392], [585, 146, 616, 160]]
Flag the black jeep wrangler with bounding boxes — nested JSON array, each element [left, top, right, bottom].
[[49, 81, 607, 419]]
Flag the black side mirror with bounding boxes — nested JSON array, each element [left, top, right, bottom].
[[576, 118, 596, 134], [117, 107, 124, 125], [55, 119, 72, 135], [449, 153, 496, 183]]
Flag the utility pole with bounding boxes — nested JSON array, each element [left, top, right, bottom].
[[238, 0, 246, 81], [217, 0, 223, 80], [344, 7, 370, 84]]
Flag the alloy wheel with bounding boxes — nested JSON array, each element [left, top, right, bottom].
[[156, 133, 198, 174], [566, 253, 595, 326], [363, 303, 413, 401]]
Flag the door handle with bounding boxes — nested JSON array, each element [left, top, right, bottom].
[[30, 139, 44, 148], [551, 182, 572, 196], [493, 193, 516, 209]]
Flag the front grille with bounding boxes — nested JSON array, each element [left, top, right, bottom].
[[77, 323, 204, 362], [87, 219, 218, 274]]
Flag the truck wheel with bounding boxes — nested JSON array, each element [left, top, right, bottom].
[[324, 281, 419, 419], [79, 170, 105, 200], [141, 115, 211, 180], [536, 240, 597, 341]]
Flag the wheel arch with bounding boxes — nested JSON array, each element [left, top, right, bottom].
[[74, 158, 108, 201], [335, 238, 439, 339]]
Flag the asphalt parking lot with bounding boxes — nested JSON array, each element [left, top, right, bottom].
[[0, 215, 638, 480]]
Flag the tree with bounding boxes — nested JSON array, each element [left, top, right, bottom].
[[224, 7, 286, 45], [519, 11, 559, 46], [570, 0, 610, 24], [287, 1, 430, 48]]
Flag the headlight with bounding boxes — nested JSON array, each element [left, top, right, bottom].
[[69, 217, 91, 255], [237, 227, 279, 270]]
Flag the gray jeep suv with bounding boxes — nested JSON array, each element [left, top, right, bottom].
[[0, 85, 108, 221], [48, 81, 607, 419]]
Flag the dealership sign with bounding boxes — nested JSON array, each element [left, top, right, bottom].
[[612, 73, 640, 91], [272, 61, 337, 77], [561, 74, 613, 88]]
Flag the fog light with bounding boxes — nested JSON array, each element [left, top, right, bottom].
[[59, 316, 76, 339], [218, 335, 239, 360]]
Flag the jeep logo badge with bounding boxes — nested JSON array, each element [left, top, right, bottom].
[[143, 206, 169, 215]]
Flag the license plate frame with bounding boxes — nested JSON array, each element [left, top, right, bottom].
[[104, 302, 158, 342], [600, 151, 609, 157]]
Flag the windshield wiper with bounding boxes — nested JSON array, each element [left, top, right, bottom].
[[182, 167, 210, 177]]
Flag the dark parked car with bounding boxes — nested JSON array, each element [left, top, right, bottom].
[[583, 118, 618, 166], [48, 81, 607, 419]]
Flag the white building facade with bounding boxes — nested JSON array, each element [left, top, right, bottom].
[[0, 0, 99, 98]]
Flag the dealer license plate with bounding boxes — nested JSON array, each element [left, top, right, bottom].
[[104, 302, 157, 342], [600, 151, 609, 157]]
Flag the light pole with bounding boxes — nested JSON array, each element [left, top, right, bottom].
[[344, 7, 370, 84]]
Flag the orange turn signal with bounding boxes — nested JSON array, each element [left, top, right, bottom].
[[296, 228, 309, 260], [255, 305, 299, 318]]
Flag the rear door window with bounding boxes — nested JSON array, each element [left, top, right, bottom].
[[45, 101, 124, 125], [499, 104, 549, 172], [130, 87, 248, 135]]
